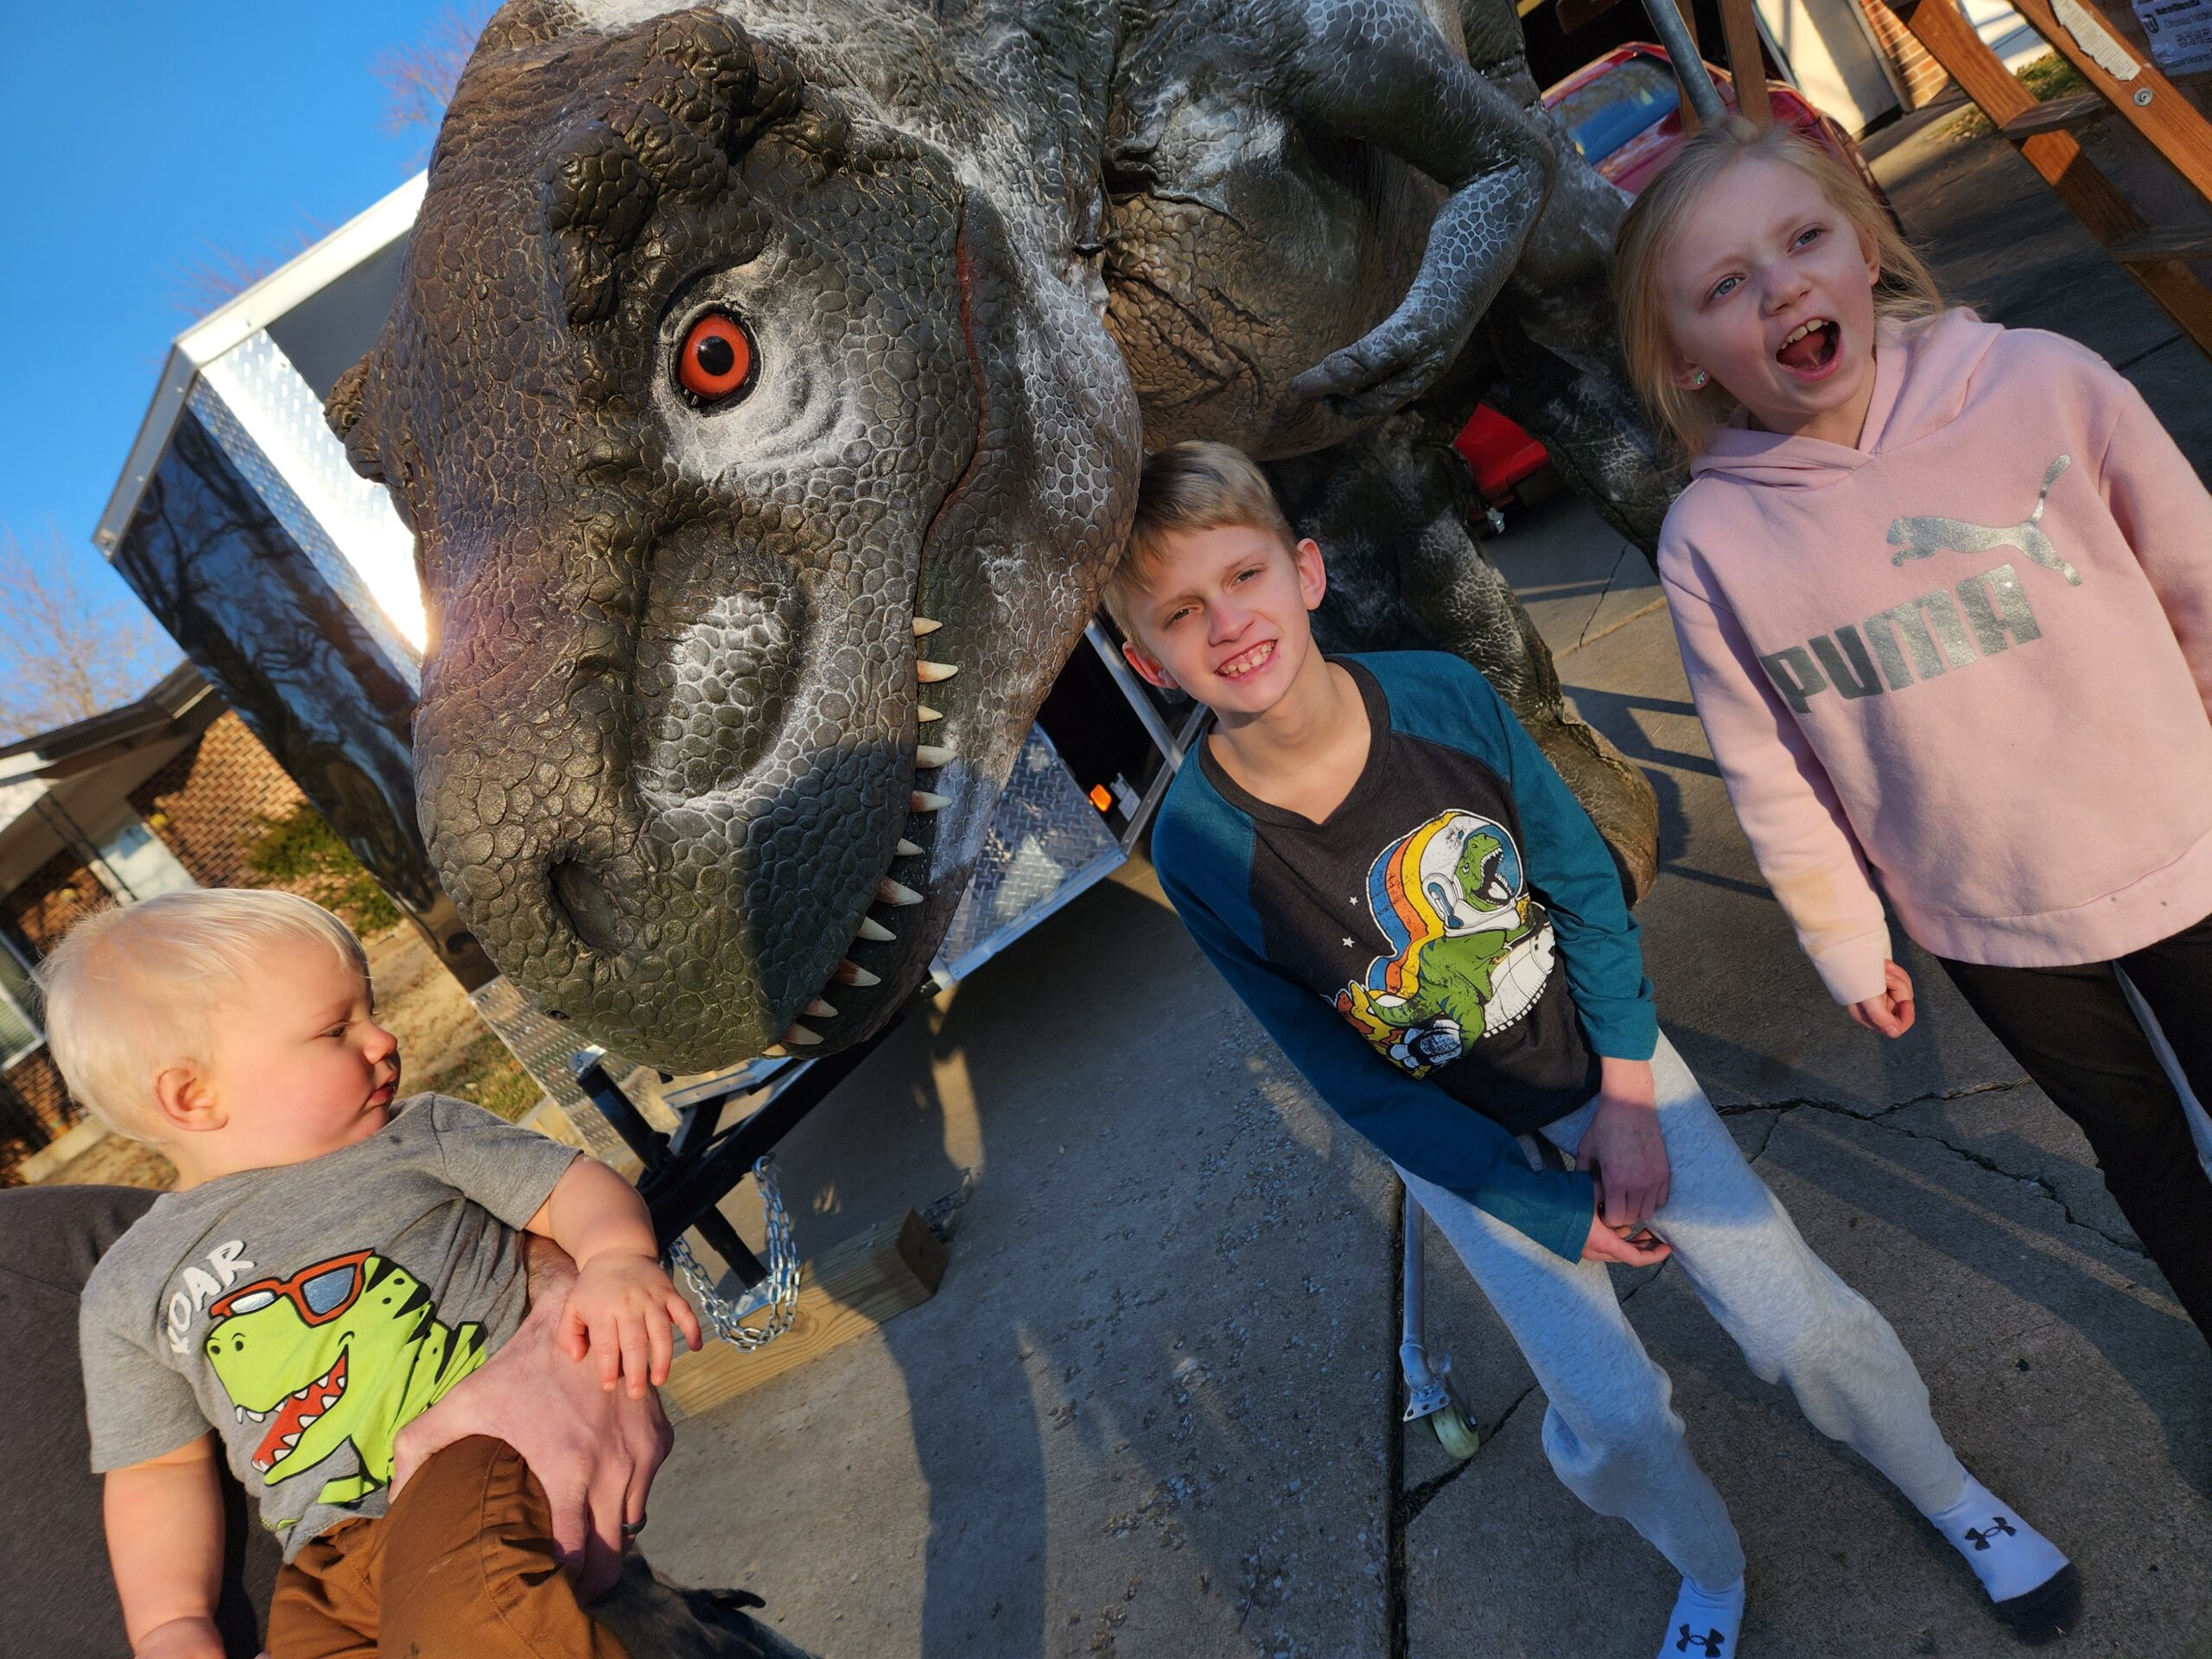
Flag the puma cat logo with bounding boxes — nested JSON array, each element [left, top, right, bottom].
[[1888, 455, 2080, 585]]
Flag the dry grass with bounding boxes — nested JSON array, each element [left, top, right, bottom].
[[1941, 54, 2091, 142]]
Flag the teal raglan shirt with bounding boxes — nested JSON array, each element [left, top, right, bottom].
[[1151, 651, 1658, 1263]]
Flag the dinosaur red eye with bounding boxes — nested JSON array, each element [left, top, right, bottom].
[[677, 311, 756, 404]]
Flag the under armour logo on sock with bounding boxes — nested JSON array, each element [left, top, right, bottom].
[[1965, 1516, 2018, 1550], [1676, 1627, 1725, 1656]]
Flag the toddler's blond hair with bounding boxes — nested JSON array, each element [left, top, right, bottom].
[[1612, 115, 1945, 458], [32, 888, 366, 1141]]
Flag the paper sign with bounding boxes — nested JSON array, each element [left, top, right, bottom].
[[2132, 0, 2212, 73]]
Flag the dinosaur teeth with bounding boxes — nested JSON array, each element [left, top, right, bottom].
[[894, 838, 924, 857], [914, 745, 953, 769], [298, 1411, 319, 1428], [912, 617, 942, 636], [282, 1433, 301, 1449], [916, 660, 958, 683], [804, 997, 837, 1019], [781, 1024, 823, 1046], [833, 959, 880, 988], [910, 791, 950, 813], [855, 917, 895, 943], [918, 704, 943, 723], [762, 1044, 789, 1058], [877, 878, 924, 906]]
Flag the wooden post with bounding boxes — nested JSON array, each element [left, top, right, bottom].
[[1998, 0, 2212, 194], [1887, 0, 2212, 358], [1717, 0, 1774, 124]]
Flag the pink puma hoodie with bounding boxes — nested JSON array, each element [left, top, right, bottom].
[[1659, 309, 2212, 1004]]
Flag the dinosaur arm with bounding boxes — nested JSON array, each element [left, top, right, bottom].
[[1284, 0, 1554, 420], [103, 1435, 226, 1654]]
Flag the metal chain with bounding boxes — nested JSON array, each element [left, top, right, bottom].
[[665, 1154, 802, 1351]]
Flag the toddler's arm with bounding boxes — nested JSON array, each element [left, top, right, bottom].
[[103, 1434, 226, 1659], [525, 1159, 703, 1395], [1661, 560, 1892, 1006]]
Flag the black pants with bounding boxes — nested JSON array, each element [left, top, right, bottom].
[[1939, 911, 2212, 1345]]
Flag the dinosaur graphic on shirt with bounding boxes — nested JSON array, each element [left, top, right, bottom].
[[1335, 810, 1556, 1076], [202, 1249, 486, 1510]]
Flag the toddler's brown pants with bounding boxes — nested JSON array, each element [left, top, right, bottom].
[[266, 1435, 632, 1658]]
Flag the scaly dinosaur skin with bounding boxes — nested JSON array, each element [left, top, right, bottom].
[[329, 0, 1666, 1070]]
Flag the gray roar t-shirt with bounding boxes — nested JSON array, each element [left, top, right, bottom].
[[79, 1094, 579, 1560]]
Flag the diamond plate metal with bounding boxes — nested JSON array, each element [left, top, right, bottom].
[[938, 723, 1123, 979]]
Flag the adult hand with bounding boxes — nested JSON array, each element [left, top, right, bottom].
[[391, 1236, 672, 1599], [1846, 960, 1916, 1038], [1575, 1056, 1670, 1228]]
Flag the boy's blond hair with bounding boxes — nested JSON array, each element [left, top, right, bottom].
[[1612, 116, 1946, 458], [1103, 441, 1297, 641], [31, 888, 367, 1141]]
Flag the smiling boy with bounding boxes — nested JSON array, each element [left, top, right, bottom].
[[1115, 442, 2073, 1658]]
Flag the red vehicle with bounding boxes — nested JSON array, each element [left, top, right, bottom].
[[1454, 45, 1891, 509]]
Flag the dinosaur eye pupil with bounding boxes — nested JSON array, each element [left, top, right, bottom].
[[676, 311, 756, 405]]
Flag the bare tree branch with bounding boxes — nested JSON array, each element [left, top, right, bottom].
[[372, 7, 494, 136], [167, 221, 332, 319], [0, 526, 179, 743]]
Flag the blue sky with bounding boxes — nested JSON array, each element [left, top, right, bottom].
[[0, 3, 472, 663]]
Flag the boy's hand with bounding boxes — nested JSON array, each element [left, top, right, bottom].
[[561, 1250, 704, 1396], [1580, 1205, 1672, 1267], [1846, 960, 1916, 1039], [131, 1616, 225, 1659], [1575, 1057, 1670, 1228]]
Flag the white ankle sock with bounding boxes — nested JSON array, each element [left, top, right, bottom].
[[1926, 1474, 2069, 1605], [1655, 1574, 1745, 1659]]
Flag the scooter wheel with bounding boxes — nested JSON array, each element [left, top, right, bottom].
[[1424, 1402, 1481, 1460]]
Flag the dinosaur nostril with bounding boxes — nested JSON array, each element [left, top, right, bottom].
[[548, 859, 622, 957]]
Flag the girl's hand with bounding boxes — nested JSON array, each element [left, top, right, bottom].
[[1575, 1057, 1671, 1228], [560, 1251, 704, 1397], [1846, 960, 1916, 1039]]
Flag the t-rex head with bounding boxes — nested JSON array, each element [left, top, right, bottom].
[[330, 3, 1136, 1068]]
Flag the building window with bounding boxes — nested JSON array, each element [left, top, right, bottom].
[[0, 935, 41, 1067], [92, 817, 198, 902]]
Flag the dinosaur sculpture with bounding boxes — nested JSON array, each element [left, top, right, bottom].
[[328, 0, 1673, 1072]]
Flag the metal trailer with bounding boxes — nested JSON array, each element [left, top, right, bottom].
[[93, 172, 1474, 1441]]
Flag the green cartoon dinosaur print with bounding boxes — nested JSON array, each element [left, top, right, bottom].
[[1336, 810, 1557, 1076], [203, 1249, 486, 1510]]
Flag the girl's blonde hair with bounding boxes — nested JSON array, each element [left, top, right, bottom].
[[31, 888, 366, 1141], [1612, 115, 1946, 457]]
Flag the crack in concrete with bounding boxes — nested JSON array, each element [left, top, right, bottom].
[[1713, 1076, 2033, 1124], [1787, 1096, 2147, 1260]]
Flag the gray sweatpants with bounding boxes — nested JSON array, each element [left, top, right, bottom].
[[1397, 1033, 1968, 1591]]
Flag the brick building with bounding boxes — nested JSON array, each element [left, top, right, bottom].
[[0, 664, 317, 1179]]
